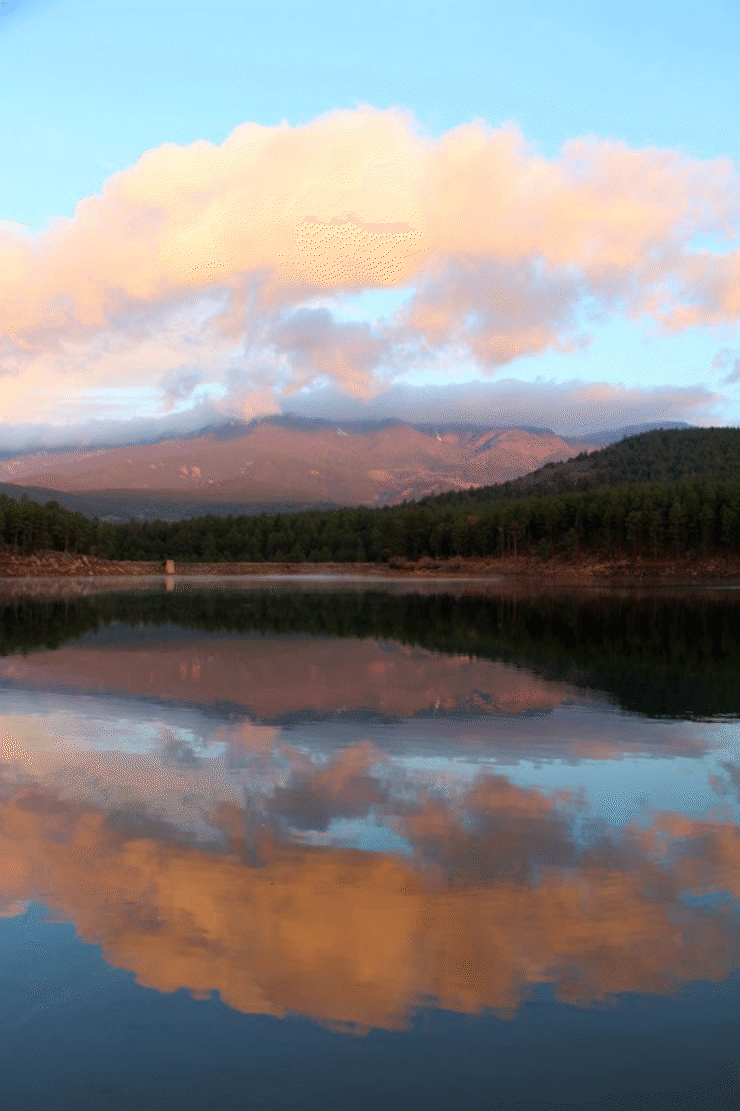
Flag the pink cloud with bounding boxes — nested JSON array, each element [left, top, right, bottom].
[[1, 106, 738, 423]]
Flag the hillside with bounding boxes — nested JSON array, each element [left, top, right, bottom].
[[0, 416, 604, 522], [417, 427, 740, 507], [0, 482, 342, 524]]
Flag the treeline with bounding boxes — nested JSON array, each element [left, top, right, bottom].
[[4, 476, 740, 564], [0, 494, 110, 557], [3, 587, 740, 719], [420, 426, 740, 507], [111, 478, 740, 562], [0, 480, 343, 526]]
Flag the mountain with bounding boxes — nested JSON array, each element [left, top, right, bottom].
[[0, 415, 596, 522], [418, 426, 740, 507], [562, 420, 692, 447], [0, 416, 697, 523]]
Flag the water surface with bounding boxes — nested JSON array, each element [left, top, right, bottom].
[[1, 577, 739, 1109]]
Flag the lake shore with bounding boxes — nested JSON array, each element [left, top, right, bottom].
[[2, 548, 740, 586]]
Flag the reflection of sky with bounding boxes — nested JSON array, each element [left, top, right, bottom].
[[387, 748, 740, 834], [1, 690, 235, 757], [3, 683, 739, 849], [295, 818, 413, 855]]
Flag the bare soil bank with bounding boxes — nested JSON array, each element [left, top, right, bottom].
[[2, 549, 740, 586]]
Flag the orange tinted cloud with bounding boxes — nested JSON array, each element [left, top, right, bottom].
[[1, 107, 737, 422], [1, 765, 738, 1031], [658, 248, 740, 331]]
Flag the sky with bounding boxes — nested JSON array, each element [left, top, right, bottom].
[[1, 0, 740, 451]]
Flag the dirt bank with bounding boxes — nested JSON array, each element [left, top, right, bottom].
[[1, 549, 740, 586]]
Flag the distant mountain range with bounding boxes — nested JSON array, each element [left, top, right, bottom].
[[0, 415, 694, 524]]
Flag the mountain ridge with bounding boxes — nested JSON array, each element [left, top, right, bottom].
[[0, 417, 696, 523], [418, 425, 740, 507]]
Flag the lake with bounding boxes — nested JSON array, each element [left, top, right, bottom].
[[1, 575, 739, 1110]]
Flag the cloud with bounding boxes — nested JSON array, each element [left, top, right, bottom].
[[0, 397, 228, 455], [282, 377, 725, 435], [0, 375, 722, 454], [712, 347, 740, 386], [1, 106, 739, 431], [391, 256, 590, 367], [263, 306, 391, 398], [659, 248, 740, 331]]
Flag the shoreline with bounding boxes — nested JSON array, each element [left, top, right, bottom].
[[2, 549, 740, 587]]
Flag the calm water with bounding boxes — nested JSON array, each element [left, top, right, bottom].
[[1, 575, 739, 1110]]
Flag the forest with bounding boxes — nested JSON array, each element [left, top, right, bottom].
[[2, 428, 740, 564], [421, 426, 740, 505]]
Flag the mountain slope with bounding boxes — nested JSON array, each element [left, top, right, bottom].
[[0, 417, 705, 524], [0, 417, 602, 521], [418, 427, 740, 507]]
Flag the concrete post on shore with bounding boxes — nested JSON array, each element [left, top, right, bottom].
[[164, 559, 175, 574]]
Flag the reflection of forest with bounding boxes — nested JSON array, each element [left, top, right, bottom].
[[1, 766, 738, 1032], [2, 587, 740, 718]]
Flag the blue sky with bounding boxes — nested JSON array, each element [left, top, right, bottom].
[[1, 0, 739, 448]]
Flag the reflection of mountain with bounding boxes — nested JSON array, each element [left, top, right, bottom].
[[3, 585, 740, 719], [0, 760, 738, 1032], [0, 635, 574, 722]]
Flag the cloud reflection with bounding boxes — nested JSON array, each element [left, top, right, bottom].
[[0, 743, 738, 1033]]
